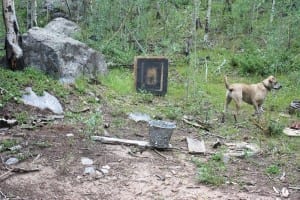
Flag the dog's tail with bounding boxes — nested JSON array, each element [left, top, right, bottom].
[[224, 75, 230, 90]]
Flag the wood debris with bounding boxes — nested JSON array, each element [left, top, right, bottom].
[[0, 167, 40, 182]]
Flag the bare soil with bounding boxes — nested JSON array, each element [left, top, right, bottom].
[[0, 99, 299, 200]]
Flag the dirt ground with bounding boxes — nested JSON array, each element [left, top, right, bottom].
[[0, 100, 299, 200]]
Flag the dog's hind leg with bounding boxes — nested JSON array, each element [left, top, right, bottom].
[[224, 95, 232, 113], [222, 94, 232, 123], [233, 99, 242, 123]]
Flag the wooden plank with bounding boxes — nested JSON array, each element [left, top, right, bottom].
[[91, 136, 152, 147], [186, 137, 206, 154]]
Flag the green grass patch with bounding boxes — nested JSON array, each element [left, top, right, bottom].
[[0, 139, 18, 152], [265, 164, 281, 175], [100, 67, 134, 95], [0, 67, 69, 107], [193, 153, 227, 186]]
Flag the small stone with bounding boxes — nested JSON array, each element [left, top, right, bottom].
[[245, 180, 256, 186], [100, 168, 109, 174], [102, 165, 110, 170], [103, 123, 110, 129], [66, 133, 74, 137], [81, 157, 93, 165], [100, 165, 110, 174], [281, 187, 289, 198], [9, 145, 22, 151], [223, 154, 230, 164], [5, 157, 19, 165], [212, 140, 222, 148], [84, 166, 96, 175]]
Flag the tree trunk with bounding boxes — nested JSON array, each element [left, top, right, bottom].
[[223, 0, 232, 13], [2, 0, 24, 70], [27, 0, 37, 29], [204, 0, 212, 43], [270, 0, 275, 23]]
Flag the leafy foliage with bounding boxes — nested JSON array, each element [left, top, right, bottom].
[[1, 0, 299, 75]]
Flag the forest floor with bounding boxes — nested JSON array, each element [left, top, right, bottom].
[[0, 93, 299, 200]]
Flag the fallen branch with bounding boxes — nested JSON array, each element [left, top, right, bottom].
[[182, 117, 209, 131]]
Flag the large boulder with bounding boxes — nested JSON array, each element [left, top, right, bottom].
[[22, 18, 107, 83]]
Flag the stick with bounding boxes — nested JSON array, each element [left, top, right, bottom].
[[288, 186, 300, 190], [202, 132, 226, 140], [69, 107, 90, 113], [205, 58, 208, 82], [0, 190, 7, 199], [11, 167, 40, 173], [215, 59, 226, 73], [0, 167, 40, 182], [0, 170, 13, 180], [153, 149, 168, 160], [186, 186, 201, 189]]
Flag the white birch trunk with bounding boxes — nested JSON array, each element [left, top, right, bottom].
[[204, 0, 212, 43], [2, 0, 24, 69], [27, 0, 37, 29]]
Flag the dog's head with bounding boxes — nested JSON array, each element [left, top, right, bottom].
[[263, 76, 282, 90]]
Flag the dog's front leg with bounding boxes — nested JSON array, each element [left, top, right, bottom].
[[253, 103, 263, 115]]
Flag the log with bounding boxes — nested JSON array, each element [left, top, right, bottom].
[[91, 136, 152, 148], [2, 0, 24, 69]]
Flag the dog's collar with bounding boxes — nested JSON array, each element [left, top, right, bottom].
[[262, 82, 271, 91]]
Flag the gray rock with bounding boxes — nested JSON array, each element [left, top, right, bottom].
[[5, 157, 19, 165], [21, 87, 63, 114], [22, 19, 107, 84]]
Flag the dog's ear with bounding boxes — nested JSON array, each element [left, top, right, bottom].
[[268, 76, 275, 83]]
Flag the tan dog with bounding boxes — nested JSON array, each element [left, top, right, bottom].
[[223, 75, 281, 122]]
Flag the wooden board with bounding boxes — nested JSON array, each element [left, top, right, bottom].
[[91, 136, 152, 147], [186, 137, 206, 154]]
